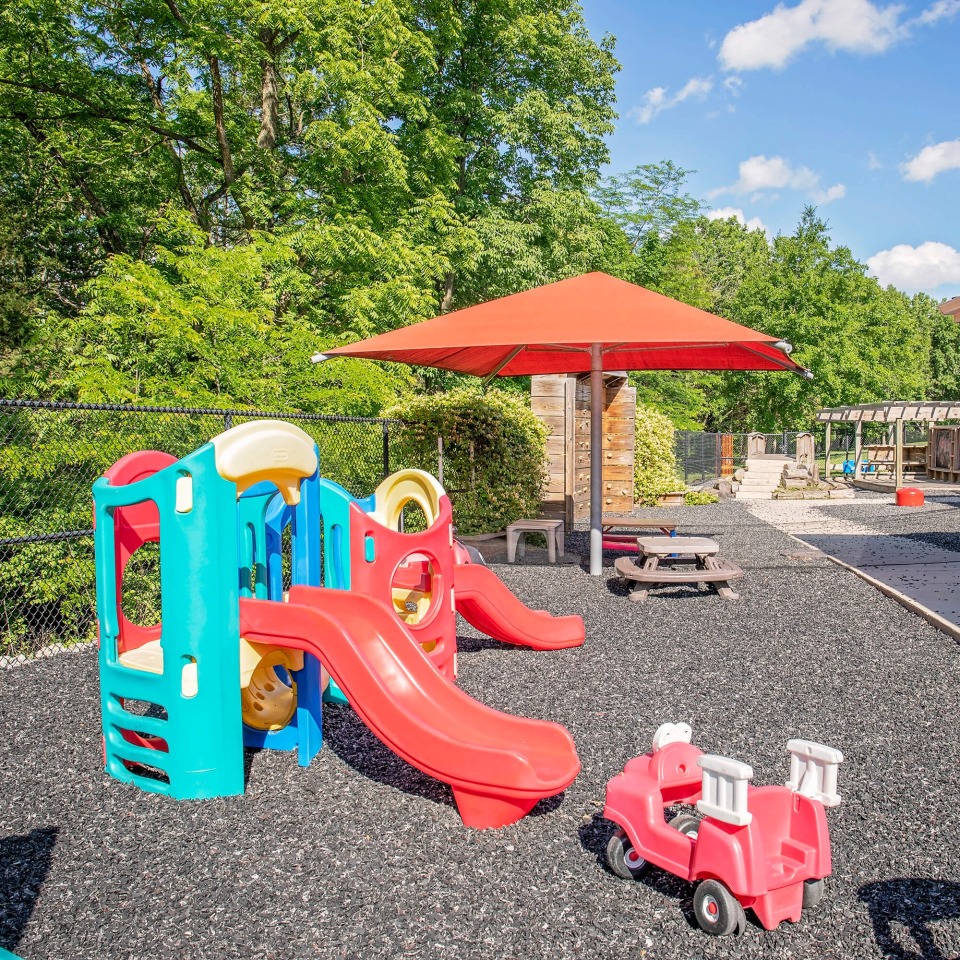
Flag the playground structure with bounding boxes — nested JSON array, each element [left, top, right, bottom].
[[94, 420, 584, 829], [604, 723, 842, 936], [815, 401, 960, 488]]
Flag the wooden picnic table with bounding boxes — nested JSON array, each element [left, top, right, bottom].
[[601, 517, 678, 535], [614, 535, 743, 604]]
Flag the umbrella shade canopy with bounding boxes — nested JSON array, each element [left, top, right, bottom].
[[323, 272, 808, 378], [321, 271, 809, 576]]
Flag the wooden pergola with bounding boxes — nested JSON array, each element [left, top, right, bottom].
[[816, 401, 960, 488]]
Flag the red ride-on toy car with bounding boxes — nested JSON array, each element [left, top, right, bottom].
[[603, 723, 843, 936]]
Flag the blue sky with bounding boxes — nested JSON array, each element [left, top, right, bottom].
[[578, 0, 960, 301]]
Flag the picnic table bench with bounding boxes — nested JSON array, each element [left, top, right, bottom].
[[601, 516, 677, 551], [614, 536, 743, 604]]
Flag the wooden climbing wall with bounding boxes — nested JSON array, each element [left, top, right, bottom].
[[531, 375, 576, 528], [532, 374, 636, 528]]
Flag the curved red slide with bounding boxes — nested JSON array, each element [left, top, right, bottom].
[[453, 562, 585, 650], [239, 586, 579, 829]]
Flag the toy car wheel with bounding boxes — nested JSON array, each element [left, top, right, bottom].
[[693, 879, 745, 936], [606, 828, 650, 880], [669, 813, 700, 839], [802, 878, 825, 910]]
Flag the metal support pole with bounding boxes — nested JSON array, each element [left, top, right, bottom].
[[895, 418, 904, 489], [854, 421, 863, 480], [589, 344, 603, 576], [824, 423, 832, 480]]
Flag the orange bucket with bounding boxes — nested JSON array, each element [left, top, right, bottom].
[[896, 487, 924, 507]]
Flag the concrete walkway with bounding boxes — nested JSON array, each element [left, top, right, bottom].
[[745, 494, 960, 638]]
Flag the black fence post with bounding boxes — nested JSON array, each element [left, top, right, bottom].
[[224, 413, 233, 430], [382, 421, 390, 481]]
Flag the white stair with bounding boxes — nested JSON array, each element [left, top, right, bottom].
[[735, 457, 792, 501]]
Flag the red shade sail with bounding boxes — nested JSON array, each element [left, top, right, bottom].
[[323, 272, 807, 378], [320, 271, 809, 575]]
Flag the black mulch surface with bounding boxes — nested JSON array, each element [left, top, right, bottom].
[[3, 500, 960, 959]]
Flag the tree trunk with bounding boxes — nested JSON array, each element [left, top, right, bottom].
[[208, 55, 253, 231], [209, 56, 235, 185], [440, 272, 455, 313], [257, 54, 279, 151]]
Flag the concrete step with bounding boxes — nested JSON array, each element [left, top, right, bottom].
[[735, 490, 774, 500]]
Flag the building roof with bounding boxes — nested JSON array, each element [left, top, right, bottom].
[[940, 296, 960, 320]]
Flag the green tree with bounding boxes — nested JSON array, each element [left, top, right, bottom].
[[400, 0, 620, 310], [1, 0, 624, 399], [929, 296, 960, 399], [11, 217, 414, 414], [710, 209, 930, 430], [594, 160, 702, 253]]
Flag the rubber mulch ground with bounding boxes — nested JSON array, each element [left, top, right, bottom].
[[2, 499, 959, 959]]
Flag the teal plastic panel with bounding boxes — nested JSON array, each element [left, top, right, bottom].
[[95, 443, 244, 799]]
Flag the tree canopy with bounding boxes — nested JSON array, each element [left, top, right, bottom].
[[1, 1, 955, 430]]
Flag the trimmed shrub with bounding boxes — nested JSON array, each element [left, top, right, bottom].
[[386, 388, 547, 535], [634, 403, 685, 505], [684, 490, 719, 505]]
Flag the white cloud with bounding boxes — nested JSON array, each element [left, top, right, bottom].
[[709, 154, 844, 204], [723, 76, 744, 95], [707, 207, 769, 233], [902, 138, 960, 182], [628, 76, 713, 124], [913, 0, 960, 25], [813, 183, 847, 203], [867, 151, 883, 169], [867, 241, 960, 292], [719, 0, 907, 72]]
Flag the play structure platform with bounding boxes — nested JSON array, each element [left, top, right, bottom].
[[94, 420, 584, 828]]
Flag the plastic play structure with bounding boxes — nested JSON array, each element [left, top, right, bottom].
[[93, 420, 583, 829], [603, 723, 843, 936], [314, 466, 585, 690]]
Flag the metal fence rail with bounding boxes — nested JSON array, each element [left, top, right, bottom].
[[0, 400, 397, 664]]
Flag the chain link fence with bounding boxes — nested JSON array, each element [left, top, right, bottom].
[[675, 431, 804, 485], [674, 426, 933, 485], [0, 400, 398, 665]]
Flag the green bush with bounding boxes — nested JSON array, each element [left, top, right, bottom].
[[386, 388, 547, 535], [684, 490, 719, 505], [634, 403, 685, 506]]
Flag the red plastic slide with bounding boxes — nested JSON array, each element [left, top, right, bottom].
[[453, 562, 585, 650], [239, 586, 580, 829]]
